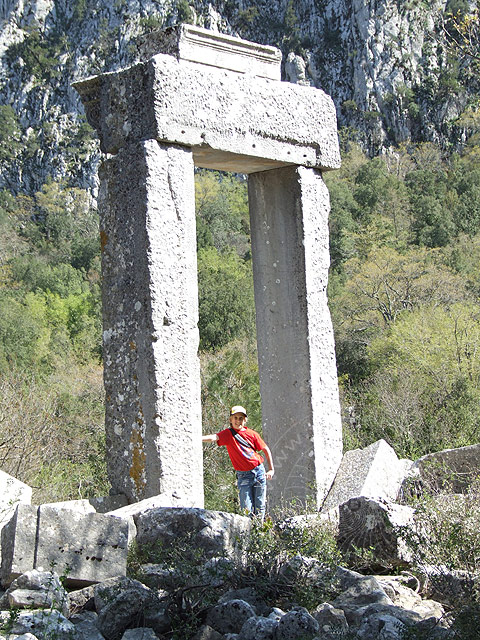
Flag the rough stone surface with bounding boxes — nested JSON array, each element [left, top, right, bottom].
[[8, 610, 76, 638], [312, 602, 349, 636], [408, 443, 480, 494], [275, 608, 319, 640], [191, 625, 224, 640], [0, 505, 129, 587], [121, 628, 159, 640], [137, 24, 282, 80], [107, 493, 197, 520], [71, 611, 105, 640], [95, 582, 168, 640], [322, 439, 414, 511], [40, 499, 97, 514], [238, 615, 277, 639], [98, 140, 203, 505], [249, 165, 343, 508], [75, 51, 340, 173], [68, 585, 96, 613], [337, 497, 414, 568], [206, 600, 257, 635], [135, 507, 251, 561], [0, 471, 32, 532], [89, 495, 129, 513]]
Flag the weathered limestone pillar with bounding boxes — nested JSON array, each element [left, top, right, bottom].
[[99, 139, 203, 504], [249, 166, 343, 508]]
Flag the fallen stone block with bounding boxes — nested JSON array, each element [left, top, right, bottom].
[[8, 609, 76, 638], [0, 471, 32, 536], [135, 508, 251, 562], [206, 599, 257, 635], [337, 497, 414, 569], [1, 504, 129, 588], [70, 611, 105, 640], [107, 492, 197, 520], [121, 628, 159, 640], [40, 499, 97, 514], [403, 443, 480, 495], [89, 494, 129, 513], [322, 440, 413, 512]]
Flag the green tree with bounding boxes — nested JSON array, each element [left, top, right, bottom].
[[197, 247, 255, 351]]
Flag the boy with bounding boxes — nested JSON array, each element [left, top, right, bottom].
[[202, 405, 274, 521]]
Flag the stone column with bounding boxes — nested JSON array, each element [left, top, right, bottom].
[[248, 165, 343, 511], [98, 139, 203, 506]]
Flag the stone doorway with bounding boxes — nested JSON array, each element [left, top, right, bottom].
[[74, 24, 343, 512]]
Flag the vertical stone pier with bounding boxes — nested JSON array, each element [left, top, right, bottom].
[[74, 24, 343, 510], [249, 166, 342, 507], [99, 140, 202, 503]]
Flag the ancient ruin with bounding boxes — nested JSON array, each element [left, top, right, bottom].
[[74, 25, 343, 510]]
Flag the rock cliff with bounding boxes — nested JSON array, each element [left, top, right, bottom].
[[0, 0, 473, 193]]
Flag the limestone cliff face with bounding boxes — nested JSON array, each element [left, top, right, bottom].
[[0, 0, 470, 193]]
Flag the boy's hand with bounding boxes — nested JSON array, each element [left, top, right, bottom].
[[266, 469, 274, 480]]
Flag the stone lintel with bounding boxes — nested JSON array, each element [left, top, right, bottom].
[[73, 53, 341, 172], [137, 24, 282, 80]]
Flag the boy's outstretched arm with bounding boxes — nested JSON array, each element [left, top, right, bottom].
[[202, 434, 219, 443], [262, 445, 275, 480]]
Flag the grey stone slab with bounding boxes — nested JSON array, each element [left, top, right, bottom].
[[1, 504, 37, 587], [135, 507, 250, 561], [411, 443, 480, 493], [322, 440, 413, 512], [248, 166, 343, 509], [98, 140, 203, 505], [106, 492, 197, 520], [73, 51, 340, 172], [1, 505, 129, 588], [40, 499, 96, 514], [0, 471, 32, 530], [88, 495, 129, 513], [337, 497, 414, 568], [137, 24, 282, 80]]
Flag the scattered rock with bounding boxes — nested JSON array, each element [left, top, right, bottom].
[[135, 508, 251, 562], [337, 496, 414, 568], [237, 615, 277, 639], [275, 607, 319, 640], [322, 439, 413, 511], [206, 599, 257, 635]]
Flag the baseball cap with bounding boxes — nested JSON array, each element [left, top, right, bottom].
[[230, 405, 247, 417]]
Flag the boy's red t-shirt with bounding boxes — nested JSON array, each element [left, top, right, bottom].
[[217, 426, 266, 471]]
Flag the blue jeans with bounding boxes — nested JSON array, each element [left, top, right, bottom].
[[236, 463, 266, 520]]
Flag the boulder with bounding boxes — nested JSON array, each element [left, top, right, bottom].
[[94, 577, 169, 640], [1, 504, 129, 587], [337, 497, 414, 568], [356, 612, 407, 640], [6, 609, 76, 638], [135, 508, 251, 561], [68, 584, 96, 613], [404, 444, 480, 495], [40, 499, 97, 514], [322, 440, 413, 511], [312, 602, 349, 637], [121, 629, 158, 639], [274, 608, 319, 640], [238, 615, 277, 639], [191, 625, 224, 640], [206, 599, 257, 635], [3, 570, 68, 617], [71, 611, 105, 640], [332, 569, 393, 624]]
